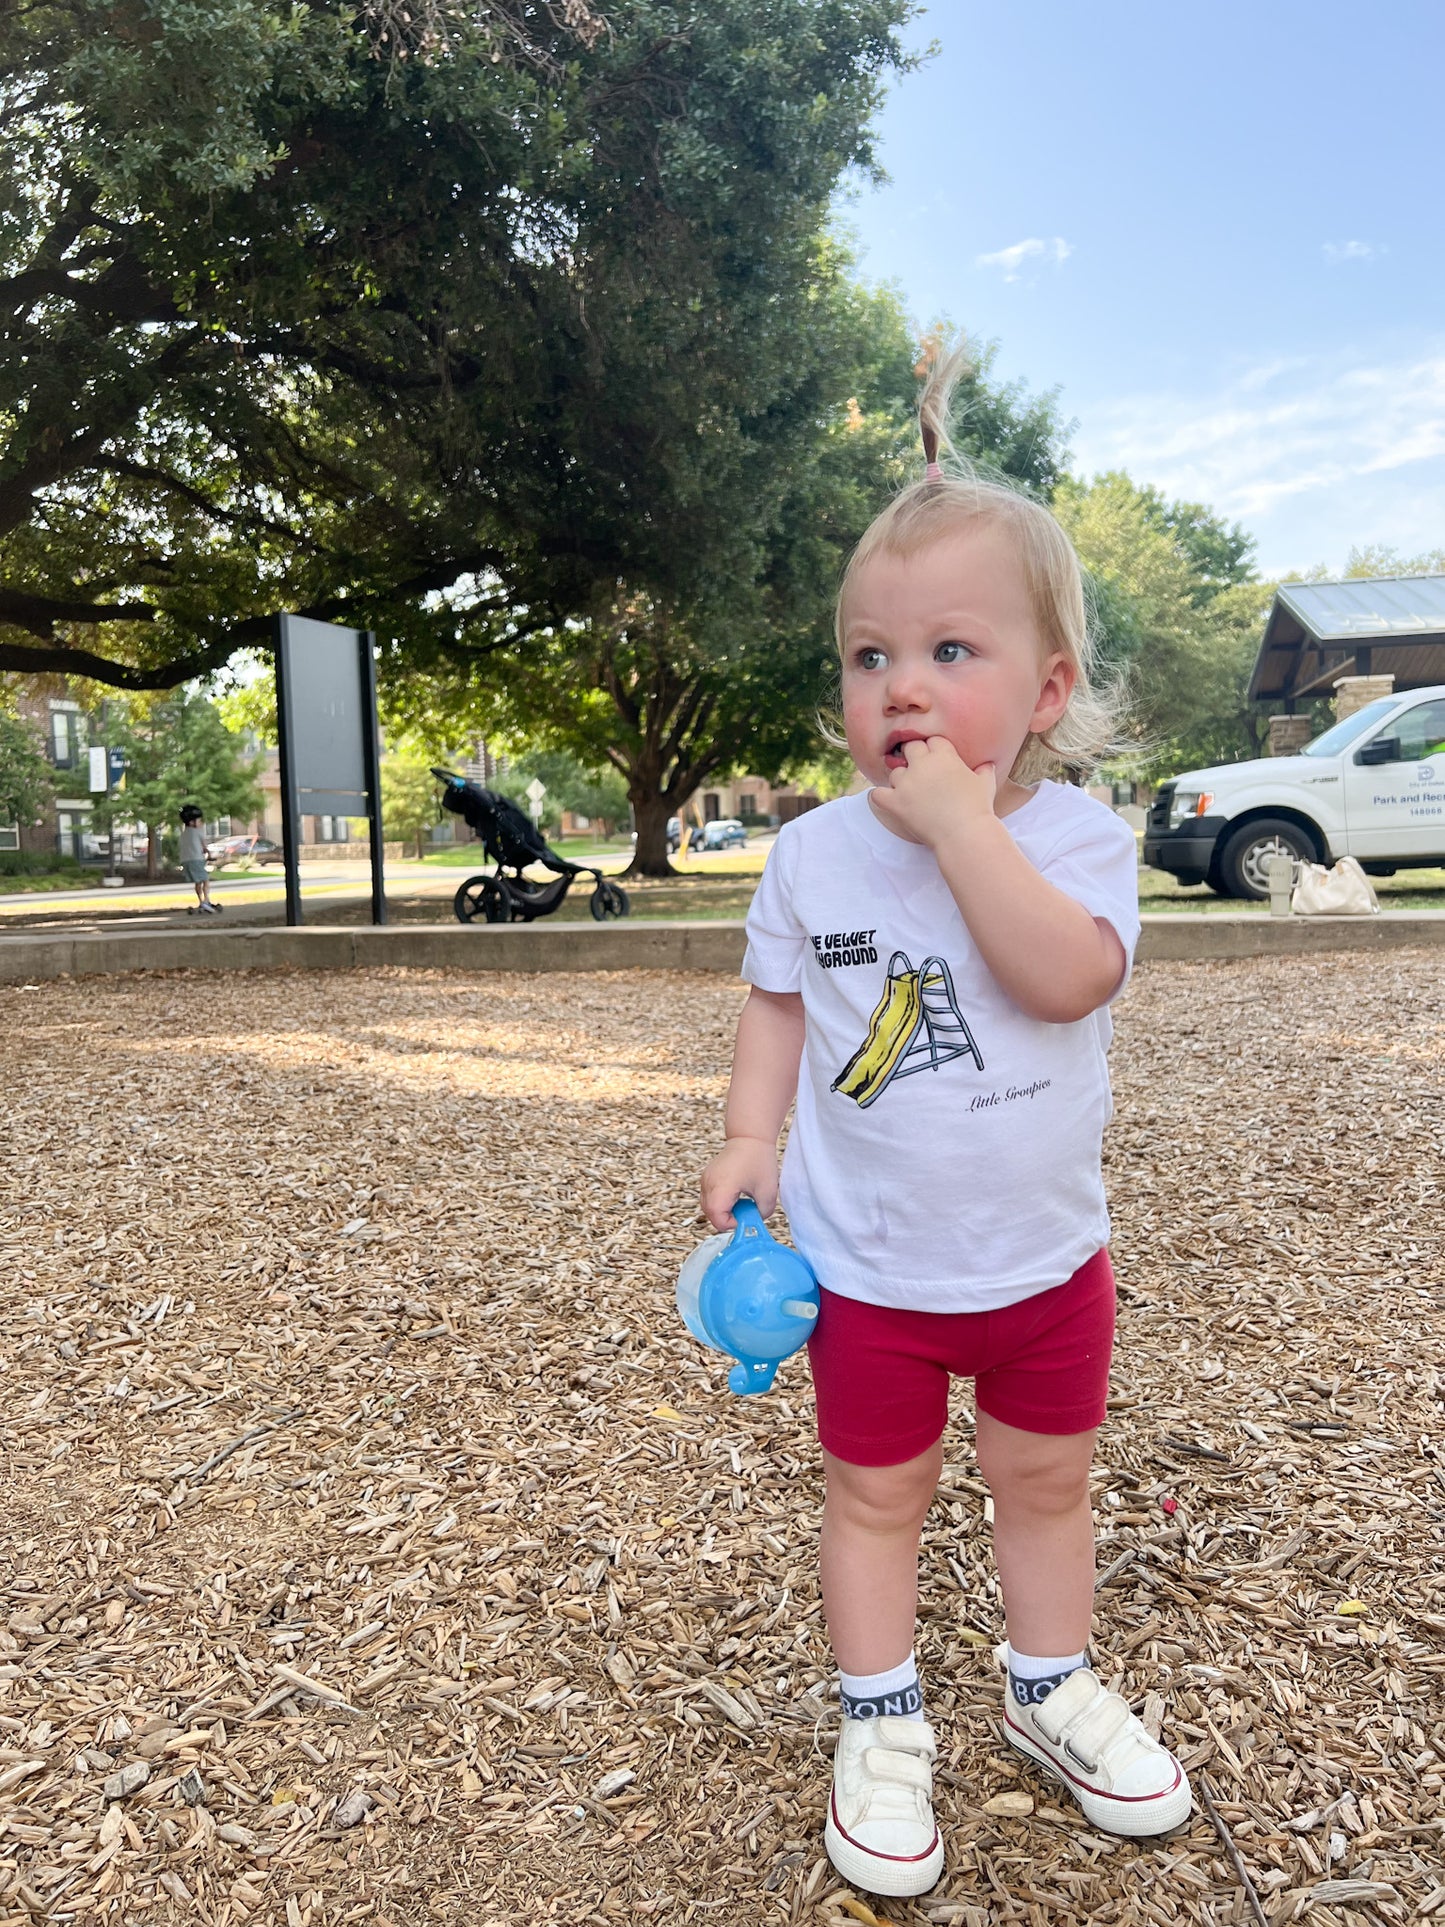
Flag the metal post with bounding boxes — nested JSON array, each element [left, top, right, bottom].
[[273, 615, 304, 927], [360, 630, 386, 926]]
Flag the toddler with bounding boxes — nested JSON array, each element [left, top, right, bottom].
[[700, 352, 1190, 1897]]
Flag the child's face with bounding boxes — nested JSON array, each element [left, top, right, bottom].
[[839, 522, 1073, 799]]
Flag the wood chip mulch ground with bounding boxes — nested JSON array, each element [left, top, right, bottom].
[[2, 954, 1442, 1927]]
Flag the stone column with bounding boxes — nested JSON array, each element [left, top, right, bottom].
[[1333, 673, 1395, 719], [1268, 715, 1314, 756]]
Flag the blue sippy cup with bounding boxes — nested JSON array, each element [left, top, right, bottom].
[[676, 1198, 820, 1395]]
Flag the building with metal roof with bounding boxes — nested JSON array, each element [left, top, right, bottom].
[[1249, 575, 1445, 705]]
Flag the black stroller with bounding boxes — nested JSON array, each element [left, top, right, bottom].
[[431, 768, 630, 924]]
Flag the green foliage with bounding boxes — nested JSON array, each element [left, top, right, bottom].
[[1342, 544, 1445, 579], [1056, 472, 1272, 776], [502, 747, 630, 835], [779, 744, 859, 802], [0, 710, 55, 823], [929, 332, 1072, 498], [96, 690, 263, 865], [384, 282, 1073, 873], [0, 848, 81, 877], [379, 745, 445, 855], [1133, 488, 1256, 602], [2, 0, 918, 690], [213, 659, 278, 747]]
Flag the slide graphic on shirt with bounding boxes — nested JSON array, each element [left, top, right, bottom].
[[831, 950, 985, 1108]]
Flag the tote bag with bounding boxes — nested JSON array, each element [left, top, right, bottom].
[[1291, 855, 1380, 917]]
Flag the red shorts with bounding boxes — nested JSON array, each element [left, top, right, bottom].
[[807, 1249, 1116, 1466]]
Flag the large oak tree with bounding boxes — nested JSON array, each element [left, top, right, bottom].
[[1, 0, 917, 689]]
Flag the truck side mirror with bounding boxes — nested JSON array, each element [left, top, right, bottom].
[[1356, 736, 1401, 765]]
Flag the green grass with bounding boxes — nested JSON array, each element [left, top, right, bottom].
[[423, 846, 1445, 919], [0, 869, 102, 892], [1139, 865, 1445, 913], [420, 835, 632, 867], [408, 858, 1445, 924]]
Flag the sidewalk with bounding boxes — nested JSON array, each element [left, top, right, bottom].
[[0, 848, 638, 929], [0, 860, 465, 930]]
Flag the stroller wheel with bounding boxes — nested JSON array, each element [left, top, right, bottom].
[[455, 875, 511, 924], [589, 881, 630, 922]]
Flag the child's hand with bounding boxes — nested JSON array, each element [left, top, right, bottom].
[[700, 1137, 779, 1231], [870, 736, 996, 847]]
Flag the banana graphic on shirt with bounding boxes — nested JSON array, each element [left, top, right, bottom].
[[831, 951, 927, 1107], [831, 950, 984, 1107]]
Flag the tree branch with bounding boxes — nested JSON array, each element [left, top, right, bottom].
[[98, 457, 317, 547], [0, 328, 206, 535], [0, 585, 159, 635], [598, 642, 642, 736], [0, 634, 241, 688], [659, 676, 710, 766]]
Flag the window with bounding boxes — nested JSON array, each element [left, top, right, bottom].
[[56, 807, 96, 860], [1303, 698, 1399, 758], [0, 824, 18, 852], [737, 794, 760, 821], [317, 815, 351, 843], [49, 706, 88, 770], [1395, 699, 1445, 760]]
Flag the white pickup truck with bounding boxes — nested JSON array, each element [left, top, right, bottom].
[[1143, 683, 1445, 899]]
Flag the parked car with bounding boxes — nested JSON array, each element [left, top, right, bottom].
[[700, 818, 747, 850], [1143, 682, 1445, 899], [207, 834, 284, 867], [629, 817, 683, 852]]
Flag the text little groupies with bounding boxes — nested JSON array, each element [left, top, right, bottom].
[[811, 930, 879, 969]]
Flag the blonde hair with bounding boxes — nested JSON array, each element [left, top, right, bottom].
[[832, 344, 1124, 784]]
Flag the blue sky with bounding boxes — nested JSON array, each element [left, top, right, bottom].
[[837, 0, 1445, 577]]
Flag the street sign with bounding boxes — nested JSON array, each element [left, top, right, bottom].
[[526, 779, 546, 805], [108, 748, 128, 781]]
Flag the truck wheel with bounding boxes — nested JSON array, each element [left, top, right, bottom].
[[1218, 818, 1317, 901]]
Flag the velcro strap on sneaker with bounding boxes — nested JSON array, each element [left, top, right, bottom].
[[862, 1747, 933, 1793], [1067, 1692, 1136, 1763], [873, 1715, 936, 1759], [1034, 1668, 1107, 1745]]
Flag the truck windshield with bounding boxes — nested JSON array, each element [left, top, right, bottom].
[[1300, 697, 1400, 758]]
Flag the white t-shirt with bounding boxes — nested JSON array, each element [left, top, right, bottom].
[[742, 784, 1140, 1314]]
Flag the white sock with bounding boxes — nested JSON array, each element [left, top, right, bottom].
[[1006, 1643, 1088, 1708], [838, 1652, 924, 1722]]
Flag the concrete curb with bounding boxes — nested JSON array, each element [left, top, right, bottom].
[[2, 912, 1444, 983], [1135, 909, 1445, 960]]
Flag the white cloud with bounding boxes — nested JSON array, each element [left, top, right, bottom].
[[974, 236, 1071, 281], [1071, 342, 1445, 574], [1323, 240, 1385, 262]]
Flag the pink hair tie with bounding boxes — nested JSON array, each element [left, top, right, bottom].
[[924, 461, 943, 481]]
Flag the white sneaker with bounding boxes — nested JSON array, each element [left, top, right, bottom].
[[1003, 1666, 1192, 1836], [823, 1715, 944, 1897]]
